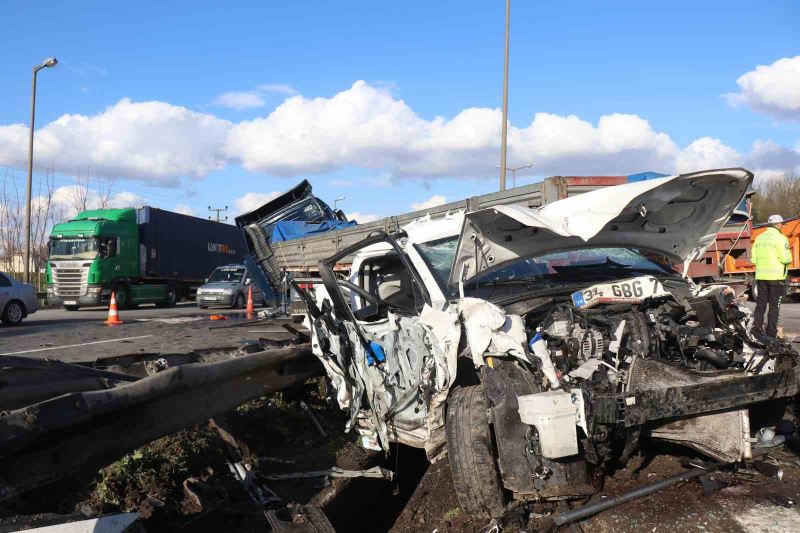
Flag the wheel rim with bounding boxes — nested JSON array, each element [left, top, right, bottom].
[[236, 295, 244, 308], [8, 303, 22, 323]]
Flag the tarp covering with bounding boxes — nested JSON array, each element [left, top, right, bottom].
[[271, 220, 357, 243], [627, 171, 669, 182]]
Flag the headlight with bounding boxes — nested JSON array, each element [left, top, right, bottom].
[[221, 288, 235, 294], [196, 289, 204, 295]]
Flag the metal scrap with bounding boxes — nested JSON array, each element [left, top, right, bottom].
[[299, 401, 327, 437], [264, 466, 395, 482], [0, 346, 320, 501]]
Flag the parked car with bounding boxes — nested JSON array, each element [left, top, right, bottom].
[[0, 272, 38, 325], [299, 168, 800, 517], [196, 264, 263, 309]]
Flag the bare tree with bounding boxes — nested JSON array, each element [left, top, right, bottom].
[[751, 171, 800, 223]]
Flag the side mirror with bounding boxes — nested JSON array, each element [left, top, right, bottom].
[[204, 278, 208, 283], [245, 278, 252, 285]]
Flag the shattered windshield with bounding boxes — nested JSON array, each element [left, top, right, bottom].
[[416, 236, 678, 299], [49, 237, 99, 260], [465, 247, 678, 299], [415, 236, 459, 289], [207, 267, 245, 283]]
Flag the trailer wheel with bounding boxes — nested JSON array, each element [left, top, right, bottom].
[[446, 383, 507, 518], [749, 282, 759, 302], [157, 283, 178, 308]]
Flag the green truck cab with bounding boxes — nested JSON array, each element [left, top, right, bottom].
[[46, 207, 246, 310]]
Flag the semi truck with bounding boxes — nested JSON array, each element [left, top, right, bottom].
[[46, 207, 246, 310]]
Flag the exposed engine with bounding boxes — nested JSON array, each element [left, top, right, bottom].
[[525, 277, 761, 394]]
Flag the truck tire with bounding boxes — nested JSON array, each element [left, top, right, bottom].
[[112, 284, 130, 309], [64, 305, 80, 311], [2, 300, 26, 326], [156, 283, 178, 308], [446, 383, 507, 518]]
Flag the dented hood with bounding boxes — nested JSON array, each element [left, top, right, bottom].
[[448, 168, 753, 286]]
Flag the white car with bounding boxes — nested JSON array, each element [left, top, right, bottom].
[[0, 272, 38, 326], [301, 168, 800, 517]]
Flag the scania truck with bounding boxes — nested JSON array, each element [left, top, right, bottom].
[[46, 207, 246, 310]]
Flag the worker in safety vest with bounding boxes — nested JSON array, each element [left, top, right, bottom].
[[751, 214, 792, 339]]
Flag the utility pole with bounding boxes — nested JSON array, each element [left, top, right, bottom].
[[499, 0, 511, 191], [208, 206, 228, 222], [24, 57, 58, 284]]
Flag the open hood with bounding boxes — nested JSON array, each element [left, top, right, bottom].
[[448, 168, 753, 286]]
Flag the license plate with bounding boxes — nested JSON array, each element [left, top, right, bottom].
[[571, 276, 670, 309], [64, 300, 77, 305], [202, 296, 221, 301]]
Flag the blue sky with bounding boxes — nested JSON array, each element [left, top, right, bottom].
[[1, 0, 799, 222]]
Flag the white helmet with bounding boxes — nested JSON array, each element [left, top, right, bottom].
[[767, 214, 784, 225]]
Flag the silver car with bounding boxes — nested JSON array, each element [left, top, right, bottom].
[[196, 264, 264, 309], [0, 272, 38, 326]]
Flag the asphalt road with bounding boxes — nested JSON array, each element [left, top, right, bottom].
[[0, 301, 284, 362]]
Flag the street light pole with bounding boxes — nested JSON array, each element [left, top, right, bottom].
[[24, 57, 57, 284], [497, 162, 533, 188], [334, 196, 346, 210], [499, 0, 511, 191]]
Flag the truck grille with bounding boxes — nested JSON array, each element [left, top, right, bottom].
[[52, 264, 90, 296]]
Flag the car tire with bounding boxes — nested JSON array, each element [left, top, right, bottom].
[[233, 293, 245, 309], [64, 305, 80, 311], [446, 383, 507, 518], [2, 300, 26, 326], [198, 304, 208, 309]]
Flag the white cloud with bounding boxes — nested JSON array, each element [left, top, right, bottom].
[[46, 185, 147, 219], [173, 203, 197, 216], [411, 194, 447, 211], [0, 98, 232, 186], [0, 80, 798, 194], [213, 91, 267, 110], [223, 81, 701, 179], [234, 191, 279, 215], [674, 137, 742, 173], [725, 56, 800, 120], [346, 211, 381, 223], [257, 84, 298, 96]]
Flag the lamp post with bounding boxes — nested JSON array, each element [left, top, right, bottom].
[[334, 196, 346, 210], [497, 162, 533, 188], [24, 56, 58, 284], [498, 0, 511, 191]]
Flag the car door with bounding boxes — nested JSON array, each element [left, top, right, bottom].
[[0, 273, 12, 312], [309, 232, 452, 451]]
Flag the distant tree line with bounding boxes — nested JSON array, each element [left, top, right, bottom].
[[751, 172, 800, 224]]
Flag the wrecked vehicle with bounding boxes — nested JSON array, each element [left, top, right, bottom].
[[299, 168, 800, 517]]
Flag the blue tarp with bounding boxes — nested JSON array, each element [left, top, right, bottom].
[[627, 171, 669, 182], [270, 219, 357, 243]]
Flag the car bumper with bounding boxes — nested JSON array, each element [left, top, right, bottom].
[[196, 293, 235, 307], [47, 292, 103, 307]]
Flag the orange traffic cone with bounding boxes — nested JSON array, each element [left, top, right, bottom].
[[105, 291, 124, 325], [246, 285, 255, 319]]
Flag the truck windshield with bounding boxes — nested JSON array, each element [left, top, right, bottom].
[[415, 237, 678, 299], [49, 237, 100, 260], [207, 267, 245, 283]]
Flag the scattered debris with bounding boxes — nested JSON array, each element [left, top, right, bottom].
[[264, 466, 395, 482], [299, 401, 328, 438], [752, 459, 784, 480], [208, 314, 228, 321]]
